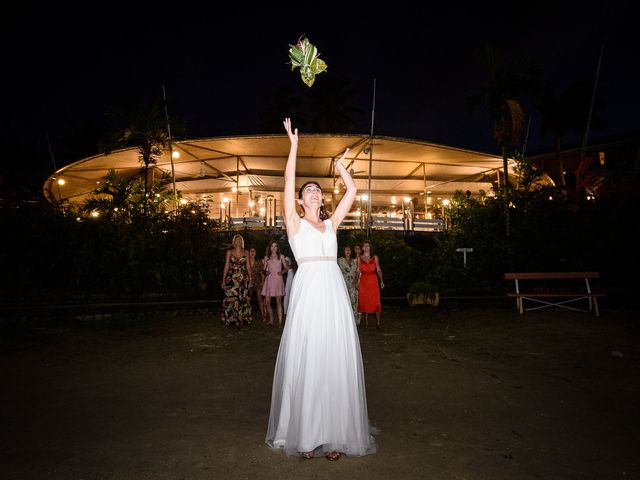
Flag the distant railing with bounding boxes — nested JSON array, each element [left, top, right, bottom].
[[413, 218, 444, 232], [229, 216, 264, 229], [225, 214, 443, 232]]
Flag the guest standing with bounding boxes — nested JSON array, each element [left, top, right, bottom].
[[353, 244, 362, 260], [338, 246, 360, 324], [249, 247, 267, 322], [357, 241, 384, 330], [261, 240, 288, 327], [221, 234, 252, 327]]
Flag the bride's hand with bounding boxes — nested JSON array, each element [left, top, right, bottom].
[[333, 148, 350, 168], [283, 117, 298, 145]]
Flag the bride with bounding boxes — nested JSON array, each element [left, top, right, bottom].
[[265, 118, 377, 460]]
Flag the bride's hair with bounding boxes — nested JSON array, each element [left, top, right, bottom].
[[298, 181, 327, 220]]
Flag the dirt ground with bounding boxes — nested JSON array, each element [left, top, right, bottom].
[[1, 304, 638, 480]]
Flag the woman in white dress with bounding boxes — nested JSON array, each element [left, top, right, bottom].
[[265, 118, 376, 460]]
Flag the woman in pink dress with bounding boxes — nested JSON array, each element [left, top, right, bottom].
[[261, 240, 288, 327]]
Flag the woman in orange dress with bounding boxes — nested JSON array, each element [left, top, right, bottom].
[[357, 241, 385, 330]]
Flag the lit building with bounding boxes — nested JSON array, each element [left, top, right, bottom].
[[45, 134, 513, 231]]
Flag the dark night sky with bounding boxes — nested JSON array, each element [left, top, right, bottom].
[[2, 2, 638, 191]]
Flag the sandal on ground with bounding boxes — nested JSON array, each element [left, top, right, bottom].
[[300, 451, 314, 459], [325, 451, 341, 461]]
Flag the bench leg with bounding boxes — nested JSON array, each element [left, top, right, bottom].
[[593, 297, 600, 317], [514, 297, 524, 314], [518, 297, 523, 314], [521, 296, 589, 313]]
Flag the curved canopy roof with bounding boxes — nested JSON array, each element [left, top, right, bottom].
[[44, 134, 513, 216]]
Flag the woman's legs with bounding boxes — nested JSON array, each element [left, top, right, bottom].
[[265, 295, 274, 324], [275, 296, 283, 327], [261, 295, 268, 319], [360, 312, 381, 329], [255, 289, 267, 321]]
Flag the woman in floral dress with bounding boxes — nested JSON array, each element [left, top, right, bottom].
[[221, 234, 252, 327], [338, 245, 360, 325]]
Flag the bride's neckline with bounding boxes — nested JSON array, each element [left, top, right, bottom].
[[303, 218, 327, 234]]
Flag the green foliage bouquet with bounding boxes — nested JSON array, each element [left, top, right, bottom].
[[288, 36, 327, 87]]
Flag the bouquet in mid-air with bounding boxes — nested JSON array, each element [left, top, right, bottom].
[[288, 36, 327, 87]]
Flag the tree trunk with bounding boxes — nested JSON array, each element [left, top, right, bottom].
[[502, 143, 510, 240], [555, 135, 565, 186], [143, 163, 149, 215]]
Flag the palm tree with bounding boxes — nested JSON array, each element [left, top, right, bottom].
[[121, 105, 170, 212], [81, 169, 177, 221], [466, 46, 538, 238], [536, 81, 606, 186], [99, 100, 181, 214], [81, 169, 139, 221]]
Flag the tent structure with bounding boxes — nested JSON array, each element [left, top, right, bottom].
[[44, 134, 514, 221]]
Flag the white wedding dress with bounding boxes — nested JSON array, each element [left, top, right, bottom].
[[265, 218, 376, 457]]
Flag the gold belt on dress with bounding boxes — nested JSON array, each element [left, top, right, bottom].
[[297, 256, 337, 264]]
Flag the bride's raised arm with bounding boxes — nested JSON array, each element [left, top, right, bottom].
[[330, 149, 357, 231], [283, 118, 301, 238]]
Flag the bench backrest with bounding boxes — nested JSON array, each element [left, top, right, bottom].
[[505, 272, 600, 280]]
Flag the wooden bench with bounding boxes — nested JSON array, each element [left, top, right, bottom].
[[504, 272, 605, 316]]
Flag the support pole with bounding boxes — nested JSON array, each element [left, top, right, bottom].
[[162, 84, 178, 211], [366, 78, 376, 238]]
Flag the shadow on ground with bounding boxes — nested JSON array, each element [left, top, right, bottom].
[[1, 306, 638, 479]]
